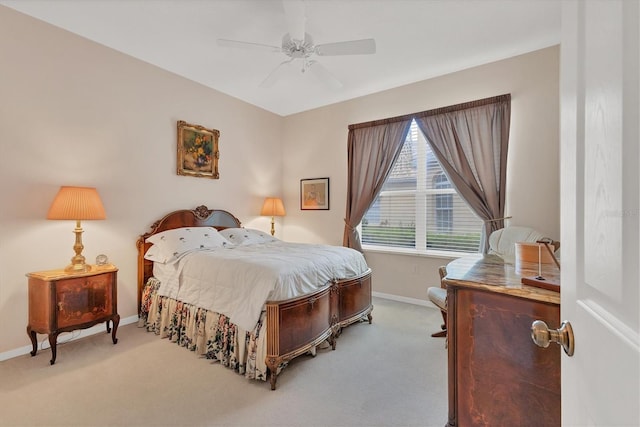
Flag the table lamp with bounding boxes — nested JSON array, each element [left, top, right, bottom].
[[47, 186, 106, 273], [260, 197, 286, 236]]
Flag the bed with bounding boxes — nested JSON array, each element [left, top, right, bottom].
[[136, 205, 373, 389]]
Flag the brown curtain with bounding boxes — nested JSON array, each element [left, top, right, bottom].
[[414, 94, 511, 253], [343, 119, 412, 251]]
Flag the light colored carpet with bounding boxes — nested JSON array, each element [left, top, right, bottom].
[[0, 297, 448, 427]]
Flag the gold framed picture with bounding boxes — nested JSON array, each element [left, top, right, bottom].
[[177, 120, 220, 179], [300, 177, 330, 210]]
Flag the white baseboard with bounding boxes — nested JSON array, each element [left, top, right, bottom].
[[0, 315, 139, 362], [372, 291, 433, 307]]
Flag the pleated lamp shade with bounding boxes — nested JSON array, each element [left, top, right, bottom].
[[260, 197, 286, 217], [47, 186, 106, 220]]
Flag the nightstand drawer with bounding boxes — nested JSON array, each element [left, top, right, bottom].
[[56, 274, 113, 328]]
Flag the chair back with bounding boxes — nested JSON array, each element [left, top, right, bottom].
[[438, 266, 447, 286], [488, 226, 547, 261]]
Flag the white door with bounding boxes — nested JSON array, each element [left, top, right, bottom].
[[560, 1, 639, 426]]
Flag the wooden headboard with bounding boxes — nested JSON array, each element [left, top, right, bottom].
[[135, 205, 241, 314]]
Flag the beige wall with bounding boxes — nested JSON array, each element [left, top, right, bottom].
[[281, 46, 560, 301], [0, 5, 560, 356], [0, 6, 283, 354]]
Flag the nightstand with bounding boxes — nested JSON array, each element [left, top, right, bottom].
[[26, 265, 119, 365]]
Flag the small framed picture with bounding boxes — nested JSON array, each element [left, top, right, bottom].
[[300, 177, 330, 210], [177, 120, 220, 179]]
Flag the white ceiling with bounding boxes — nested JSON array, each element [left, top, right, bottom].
[[1, 0, 561, 116]]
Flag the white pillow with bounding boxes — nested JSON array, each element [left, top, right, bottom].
[[220, 228, 279, 245], [144, 227, 232, 263], [143, 244, 165, 263]]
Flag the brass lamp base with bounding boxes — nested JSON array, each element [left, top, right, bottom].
[[64, 261, 92, 274], [64, 220, 92, 274]]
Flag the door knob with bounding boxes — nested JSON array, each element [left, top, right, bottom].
[[531, 320, 574, 356]]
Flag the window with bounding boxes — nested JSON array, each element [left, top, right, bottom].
[[361, 120, 483, 253], [433, 173, 453, 232]]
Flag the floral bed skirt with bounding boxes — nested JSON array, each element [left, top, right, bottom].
[[138, 278, 269, 381]]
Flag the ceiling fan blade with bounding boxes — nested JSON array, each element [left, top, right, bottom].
[[315, 38, 376, 56], [260, 59, 294, 88], [308, 60, 343, 89], [282, 0, 306, 42], [217, 38, 281, 53]]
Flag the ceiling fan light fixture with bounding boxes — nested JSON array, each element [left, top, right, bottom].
[[282, 33, 314, 59], [218, 0, 376, 88]]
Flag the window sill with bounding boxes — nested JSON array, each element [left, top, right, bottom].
[[362, 245, 474, 260]]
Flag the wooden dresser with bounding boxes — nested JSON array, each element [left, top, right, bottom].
[[443, 254, 561, 427], [26, 265, 119, 365]]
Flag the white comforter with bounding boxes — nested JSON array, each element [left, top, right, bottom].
[[154, 241, 369, 331]]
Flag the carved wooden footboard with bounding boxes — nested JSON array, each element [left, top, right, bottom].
[[265, 283, 336, 390], [264, 268, 372, 390], [336, 270, 373, 330], [136, 205, 373, 390]]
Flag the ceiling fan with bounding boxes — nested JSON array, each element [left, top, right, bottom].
[[217, 0, 376, 88]]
